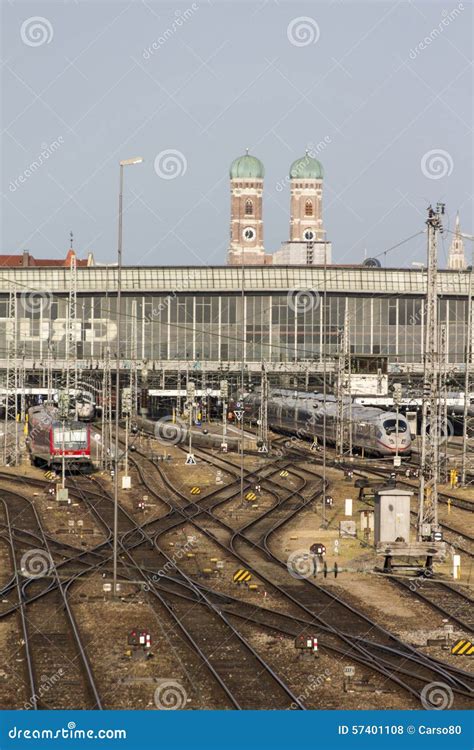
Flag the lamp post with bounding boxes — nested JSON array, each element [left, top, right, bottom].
[[113, 156, 143, 598]]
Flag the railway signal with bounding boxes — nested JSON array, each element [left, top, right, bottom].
[[343, 665, 356, 691], [127, 628, 152, 660], [294, 635, 319, 657]]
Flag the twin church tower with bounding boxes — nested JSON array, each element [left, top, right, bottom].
[[227, 149, 332, 266]]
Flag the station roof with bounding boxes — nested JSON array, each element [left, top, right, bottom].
[[0, 265, 470, 296]]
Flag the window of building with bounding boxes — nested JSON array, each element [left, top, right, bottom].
[[305, 200, 313, 216], [245, 199, 253, 215]]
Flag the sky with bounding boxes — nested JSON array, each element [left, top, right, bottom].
[[1, 0, 473, 268]]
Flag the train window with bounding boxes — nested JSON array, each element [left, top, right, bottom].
[[53, 428, 88, 449], [383, 419, 407, 434]]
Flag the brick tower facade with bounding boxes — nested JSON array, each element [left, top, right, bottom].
[[227, 151, 266, 266], [289, 151, 325, 243]]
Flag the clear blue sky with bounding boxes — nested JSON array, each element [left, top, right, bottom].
[[1, 0, 472, 267]]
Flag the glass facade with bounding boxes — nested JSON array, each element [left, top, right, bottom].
[[0, 290, 470, 366]]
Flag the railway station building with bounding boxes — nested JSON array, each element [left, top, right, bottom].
[[0, 264, 471, 390]]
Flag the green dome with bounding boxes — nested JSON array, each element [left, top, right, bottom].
[[290, 153, 324, 180], [230, 152, 265, 179]]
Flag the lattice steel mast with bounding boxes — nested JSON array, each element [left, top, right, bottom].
[[130, 299, 138, 418], [461, 256, 473, 485], [66, 235, 77, 417], [3, 291, 18, 465], [258, 361, 269, 452], [418, 204, 444, 540], [336, 306, 352, 458]]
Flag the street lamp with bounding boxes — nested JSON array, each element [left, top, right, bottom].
[[113, 156, 143, 598]]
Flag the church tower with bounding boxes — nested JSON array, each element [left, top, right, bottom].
[[227, 150, 265, 265], [288, 150, 325, 244], [272, 150, 331, 265], [447, 212, 467, 270]]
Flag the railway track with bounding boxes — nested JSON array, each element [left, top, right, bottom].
[[386, 576, 474, 633], [64, 468, 307, 710], [262, 442, 474, 632], [121, 437, 473, 706], [1, 490, 102, 710], [267, 441, 474, 556], [1, 440, 472, 709]]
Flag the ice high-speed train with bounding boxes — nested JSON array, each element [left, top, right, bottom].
[[244, 389, 412, 457]]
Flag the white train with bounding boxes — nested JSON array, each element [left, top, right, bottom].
[[245, 389, 412, 457], [74, 397, 95, 421]]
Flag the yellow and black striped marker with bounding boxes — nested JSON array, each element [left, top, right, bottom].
[[190, 486, 201, 495], [44, 471, 56, 481], [451, 639, 474, 655], [245, 491, 257, 501], [233, 568, 252, 584], [279, 470, 289, 478]]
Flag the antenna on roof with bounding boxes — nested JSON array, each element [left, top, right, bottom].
[[246, 147, 249, 155], [69, 231, 74, 250]]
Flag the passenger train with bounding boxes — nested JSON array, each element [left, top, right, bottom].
[[244, 389, 412, 457], [27, 405, 93, 471], [73, 393, 96, 421]]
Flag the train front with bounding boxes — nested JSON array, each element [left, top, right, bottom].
[[50, 420, 91, 469], [378, 414, 412, 456]]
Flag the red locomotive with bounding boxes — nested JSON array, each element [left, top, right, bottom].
[[27, 405, 92, 472]]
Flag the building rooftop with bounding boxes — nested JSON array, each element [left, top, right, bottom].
[[0, 249, 93, 268], [0, 263, 469, 296]]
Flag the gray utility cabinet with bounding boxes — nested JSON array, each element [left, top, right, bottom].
[[374, 489, 412, 544]]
